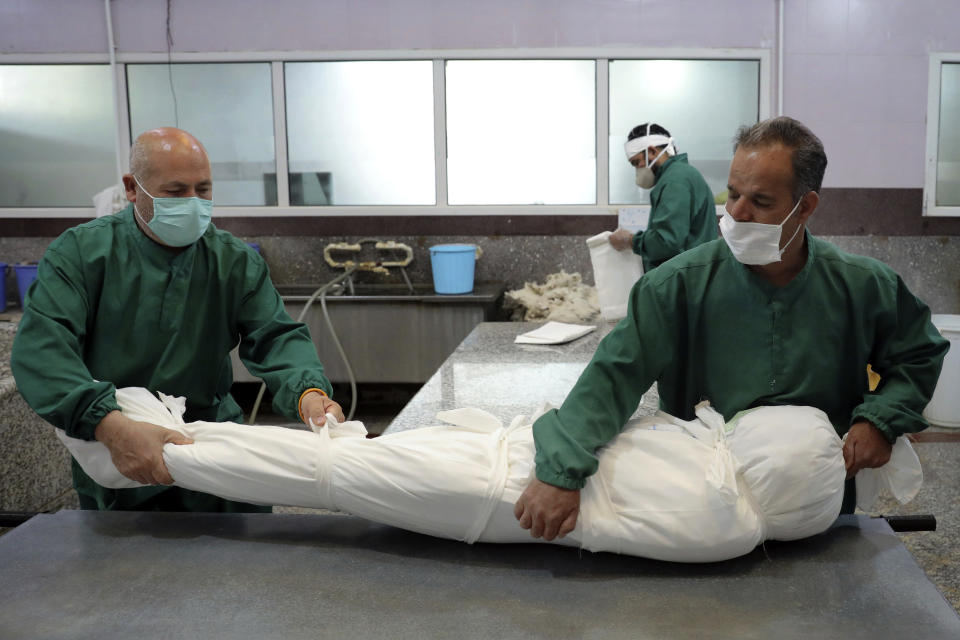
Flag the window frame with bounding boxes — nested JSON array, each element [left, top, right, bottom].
[[0, 48, 770, 219], [924, 52, 960, 217]]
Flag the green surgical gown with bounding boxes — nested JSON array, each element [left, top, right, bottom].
[[11, 206, 333, 510], [534, 233, 949, 490], [632, 153, 719, 272]]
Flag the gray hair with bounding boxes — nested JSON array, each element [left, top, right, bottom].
[[733, 116, 828, 201], [129, 137, 152, 181]]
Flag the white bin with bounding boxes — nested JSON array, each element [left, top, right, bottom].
[[923, 314, 960, 428]]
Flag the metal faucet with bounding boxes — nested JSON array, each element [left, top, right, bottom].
[[323, 239, 416, 293]]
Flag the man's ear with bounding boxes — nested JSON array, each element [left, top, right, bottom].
[[122, 174, 138, 203], [797, 190, 819, 225]]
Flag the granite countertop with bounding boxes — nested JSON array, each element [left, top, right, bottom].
[[0, 314, 20, 380], [385, 321, 659, 434]]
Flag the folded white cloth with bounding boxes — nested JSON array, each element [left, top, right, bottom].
[[514, 321, 596, 345], [55, 388, 922, 562]]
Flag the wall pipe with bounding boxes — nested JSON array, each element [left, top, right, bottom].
[[105, 0, 124, 185], [777, 0, 784, 116]]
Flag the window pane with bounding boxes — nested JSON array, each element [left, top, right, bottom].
[[446, 60, 596, 205], [937, 62, 960, 207], [127, 63, 276, 206], [285, 61, 435, 206], [0, 65, 116, 207], [609, 59, 760, 205]]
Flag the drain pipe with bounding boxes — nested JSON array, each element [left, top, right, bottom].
[[777, 0, 785, 116], [248, 265, 360, 425], [104, 0, 124, 185]]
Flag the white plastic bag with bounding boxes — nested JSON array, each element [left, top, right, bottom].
[[586, 231, 644, 321]]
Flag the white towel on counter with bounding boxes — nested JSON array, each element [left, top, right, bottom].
[[514, 321, 596, 345], [56, 388, 921, 562]]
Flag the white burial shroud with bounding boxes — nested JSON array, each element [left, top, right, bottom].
[[57, 388, 921, 563]]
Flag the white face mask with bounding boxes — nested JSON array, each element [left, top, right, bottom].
[[635, 145, 670, 189], [719, 197, 804, 265]]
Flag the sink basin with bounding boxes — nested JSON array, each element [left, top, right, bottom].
[[232, 282, 506, 383], [274, 282, 504, 303], [276, 282, 433, 299]]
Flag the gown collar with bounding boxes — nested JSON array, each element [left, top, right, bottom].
[[119, 204, 199, 268], [730, 229, 817, 307]]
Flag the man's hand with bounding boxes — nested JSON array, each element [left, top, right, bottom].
[[843, 421, 893, 479], [513, 477, 580, 541], [608, 228, 635, 252], [301, 391, 345, 428], [94, 410, 193, 485]]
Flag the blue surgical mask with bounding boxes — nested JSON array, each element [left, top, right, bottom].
[[132, 174, 212, 247]]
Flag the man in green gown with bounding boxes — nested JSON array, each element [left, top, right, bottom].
[[11, 127, 343, 512], [609, 123, 719, 272], [515, 117, 949, 541]]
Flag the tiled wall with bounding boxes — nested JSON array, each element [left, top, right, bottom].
[[782, 0, 957, 189], [2, 1, 958, 314]]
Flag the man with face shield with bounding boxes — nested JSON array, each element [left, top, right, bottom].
[[608, 123, 718, 271], [11, 127, 343, 512], [514, 116, 949, 542]]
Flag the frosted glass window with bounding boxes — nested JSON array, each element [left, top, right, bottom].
[[127, 63, 276, 206], [446, 60, 596, 205], [285, 61, 435, 206], [609, 60, 760, 205], [937, 62, 960, 206], [0, 65, 116, 207]]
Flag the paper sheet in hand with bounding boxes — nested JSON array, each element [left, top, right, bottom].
[[514, 321, 596, 345], [618, 206, 651, 233]]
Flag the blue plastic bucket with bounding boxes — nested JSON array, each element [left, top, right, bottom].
[[0, 263, 7, 312], [429, 244, 478, 295], [14, 264, 38, 309]]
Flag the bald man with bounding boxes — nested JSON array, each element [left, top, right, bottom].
[[12, 128, 343, 512]]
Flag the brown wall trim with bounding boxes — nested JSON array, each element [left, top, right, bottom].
[[216, 214, 621, 237], [808, 188, 960, 235], [3, 188, 960, 238], [0, 214, 618, 238]]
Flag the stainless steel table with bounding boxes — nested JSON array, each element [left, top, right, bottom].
[[5, 323, 957, 638], [1, 510, 958, 639]]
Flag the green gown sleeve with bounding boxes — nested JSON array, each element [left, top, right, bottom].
[[633, 181, 693, 269], [233, 265, 333, 422], [531, 277, 679, 489], [10, 241, 121, 441], [850, 274, 949, 440]]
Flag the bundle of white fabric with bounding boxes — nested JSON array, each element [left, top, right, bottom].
[[57, 388, 921, 563]]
